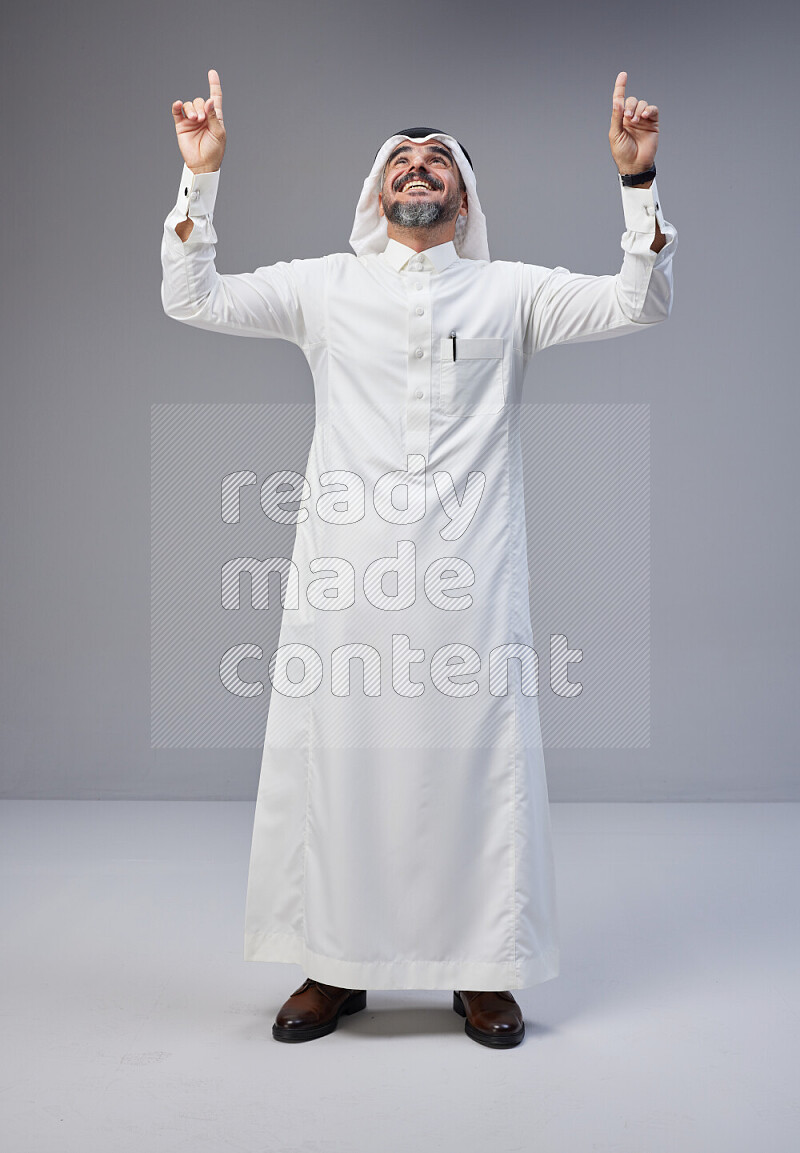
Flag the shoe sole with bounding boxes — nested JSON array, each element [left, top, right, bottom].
[[452, 990, 525, 1048], [272, 989, 367, 1043]]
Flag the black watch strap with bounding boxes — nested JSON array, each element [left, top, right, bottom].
[[619, 164, 656, 187]]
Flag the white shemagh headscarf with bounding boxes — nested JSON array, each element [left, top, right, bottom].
[[349, 130, 490, 262]]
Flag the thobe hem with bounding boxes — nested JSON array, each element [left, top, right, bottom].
[[243, 929, 559, 991]]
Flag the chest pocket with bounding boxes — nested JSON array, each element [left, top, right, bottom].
[[439, 337, 505, 417]]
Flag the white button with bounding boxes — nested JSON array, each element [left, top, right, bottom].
[[191, 190, 200, 201], [410, 262, 422, 271], [415, 306, 424, 316], [415, 389, 424, 399], [414, 282, 423, 291], [414, 347, 424, 358]]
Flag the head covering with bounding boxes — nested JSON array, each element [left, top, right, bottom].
[[349, 128, 490, 261]]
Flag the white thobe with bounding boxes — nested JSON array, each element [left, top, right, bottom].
[[161, 163, 677, 990]]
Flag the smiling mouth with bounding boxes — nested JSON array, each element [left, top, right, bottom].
[[395, 176, 441, 193]]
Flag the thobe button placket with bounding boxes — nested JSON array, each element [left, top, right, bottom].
[[405, 261, 432, 459]]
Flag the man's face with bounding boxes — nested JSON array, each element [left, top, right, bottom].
[[378, 139, 468, 231]]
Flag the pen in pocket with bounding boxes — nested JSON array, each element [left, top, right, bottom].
[[450, 331, 457, 361]]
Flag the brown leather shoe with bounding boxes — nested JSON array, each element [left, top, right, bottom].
[[272, 977, 367, 1043], [453, 989, 525, 1048]]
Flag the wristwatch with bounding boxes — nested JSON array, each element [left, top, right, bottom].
[[618, 165, 656, 186]]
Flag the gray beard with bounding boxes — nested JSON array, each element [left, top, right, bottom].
[[386, 199, 447, 229], [384, 184, 462, 230]]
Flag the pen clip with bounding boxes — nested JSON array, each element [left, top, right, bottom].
[[450, 331, 457, 362]]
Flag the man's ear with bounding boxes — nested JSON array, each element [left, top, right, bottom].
[[378, 192, 385, 219], [459, 190, 468, 217]]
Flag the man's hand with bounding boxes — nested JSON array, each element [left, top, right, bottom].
[[609, 71, 659, 176], [171, 68, 226, 175]]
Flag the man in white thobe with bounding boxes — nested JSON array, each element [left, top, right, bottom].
[[161, 69, 677, 1048]]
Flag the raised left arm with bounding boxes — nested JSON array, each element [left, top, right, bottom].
[[609, 70, 666, 252]]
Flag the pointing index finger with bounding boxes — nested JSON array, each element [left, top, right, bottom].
[[208, 67, 222, 113], [613, 70, 627, 108]]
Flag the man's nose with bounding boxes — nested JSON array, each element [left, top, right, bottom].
[[407, 150, 430, 169]]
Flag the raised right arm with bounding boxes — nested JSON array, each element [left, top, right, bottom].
[[161, 68, 315, 346], [161, 165, 312, 345]]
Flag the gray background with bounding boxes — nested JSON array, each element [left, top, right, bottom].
[[2, 0, 797, 799]]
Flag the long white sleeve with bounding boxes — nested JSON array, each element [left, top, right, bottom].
[[524, 177, 678, 354], [160, 164, 317, 347]]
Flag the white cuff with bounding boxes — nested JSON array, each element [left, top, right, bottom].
[[175, 163, 220, 218], [619, 176, 666, 233]]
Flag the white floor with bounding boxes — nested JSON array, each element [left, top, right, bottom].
[[0, 800, 796, 1153]]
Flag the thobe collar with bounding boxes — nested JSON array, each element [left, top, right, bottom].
[[381, 237, 460, 273]]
